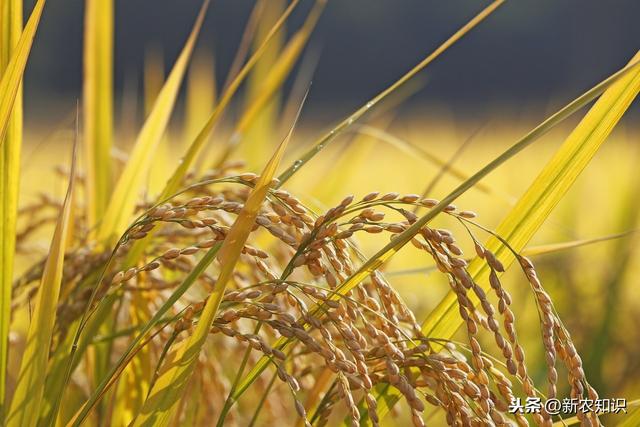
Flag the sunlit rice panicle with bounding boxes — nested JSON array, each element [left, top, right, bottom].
[[11, 163, 604, 426]]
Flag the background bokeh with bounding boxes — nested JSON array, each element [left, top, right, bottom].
[[24, 0, 640, 111]]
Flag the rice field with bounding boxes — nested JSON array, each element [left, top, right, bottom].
[[1, 1, 640, 426]]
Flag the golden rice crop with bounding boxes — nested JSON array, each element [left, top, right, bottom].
[[1, 1, 639, 426]]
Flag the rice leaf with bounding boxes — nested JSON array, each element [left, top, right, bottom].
[[226, 0, 325, 163], [122, 0, 301, 266], [0, 0, 23, 416], [96, 0, 209, 242], [421, 51, 640, 341], [157, 0, 301, 202], [370, 51, 640, 425], [110, 292, 154, 427], [239, 0, 285, 167], [231, 53, 640, 408], [143, 47, 173, 197], [83, 0, 113, 227], [276, 0, 505, 186], [521, 230, 637, 257], [0, 0, 45, 145], [5, 133, 77, 427], [132, 105, 297, 427]]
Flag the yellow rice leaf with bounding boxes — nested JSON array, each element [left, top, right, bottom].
[[0, 0, 45, 145], [276, 0, 505, 185], [521, 231, 636, 257], [239, 0, 285, 167], [83, 0, 114, 227], [143, 47, 173, 197], [158, 0, 300, 201], [108, 49, 165, 427], [122, 0, 301, 266], [5, 137, 76, 427], [421, 50, 640, 341], [96, 0, 209, 242], [0, 0, 23, 413], [235, 0, 324, 145], [110, 292, 153, 427], [132, 110, 295, 427]]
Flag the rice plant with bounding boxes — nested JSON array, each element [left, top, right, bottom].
[[1, 0, 639, 426]]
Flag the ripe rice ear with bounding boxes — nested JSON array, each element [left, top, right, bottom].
[[365, 51, 640, 425], [131, 98, 299, 427], [233, 52, 640, 422]]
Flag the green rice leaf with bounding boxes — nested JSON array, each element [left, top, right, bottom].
[[616, 399, 640, 427], [421, 51, 640, 344]]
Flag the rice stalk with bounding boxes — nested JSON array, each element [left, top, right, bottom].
[[0, 0, 22, 417], [83, 0, 113, 228]]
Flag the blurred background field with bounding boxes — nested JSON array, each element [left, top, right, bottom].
[[6, 0, 640, 425]]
